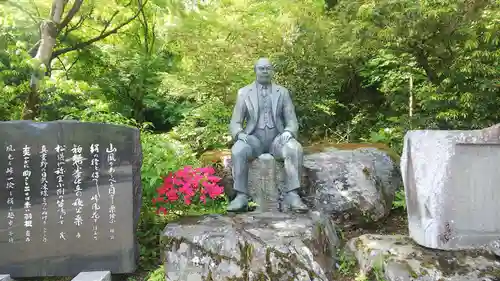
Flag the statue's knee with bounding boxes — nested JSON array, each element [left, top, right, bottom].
[[231, 141, 252, 159], [284, 139, 303, 156]]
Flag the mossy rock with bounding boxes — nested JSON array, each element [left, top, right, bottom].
[[346, 234, 500, 281], [304, 142, 400, 163], [200, 149, 231, 166]]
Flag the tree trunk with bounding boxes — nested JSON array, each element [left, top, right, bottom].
[[22, 0, 67, 120], [21, 0, 146, 120]]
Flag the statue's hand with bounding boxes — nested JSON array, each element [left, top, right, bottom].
[[279, 131, 293, 143], [237, 133, 248, 143]]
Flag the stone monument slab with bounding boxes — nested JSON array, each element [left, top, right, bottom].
[[0, 121, 142, 277], [401, 127, 500, 250], [247, 153, 285, 212]]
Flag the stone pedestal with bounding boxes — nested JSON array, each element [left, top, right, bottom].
[[401, 128, 500, 250], [248, 153, 285, 212], [162, 211, 339, 281]]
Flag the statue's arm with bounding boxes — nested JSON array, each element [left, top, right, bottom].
[[229, 90, 247, 140], [282, 89, 299, 139]]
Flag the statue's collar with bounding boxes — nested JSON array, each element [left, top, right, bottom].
[[255, 81, 272, 90]]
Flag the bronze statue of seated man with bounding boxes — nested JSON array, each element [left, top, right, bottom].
[[227, 57, 308, 213]]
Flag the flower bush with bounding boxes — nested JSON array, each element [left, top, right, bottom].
[[152, 165, 224, 214]]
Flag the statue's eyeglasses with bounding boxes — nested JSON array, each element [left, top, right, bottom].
[[256, 66, 273, 71]]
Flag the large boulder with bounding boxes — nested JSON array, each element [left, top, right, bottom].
[[345, 234, 500, 281], [202, 143, 401, 224], [162, 211, 340, 281], [303, 146, 401, 224]]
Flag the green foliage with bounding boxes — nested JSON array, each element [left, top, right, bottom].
[[164, 0, 380, 144], [392, 189, 407, 210], [137, 132, 225, 270], [361, 127, 405, 154], [144, 266, 165, 281], [336, 0, 500, 130], [3, 0, 499, 148], [140, 132, 200, 202], [172, 97, 232, 152], [336, 249, 358, 276], [0, 40, 33, 119]]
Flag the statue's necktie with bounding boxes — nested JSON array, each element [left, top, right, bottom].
[[262, 85, 268, 97]]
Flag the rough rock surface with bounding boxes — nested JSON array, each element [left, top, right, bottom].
[[401, 128, 500, 250], [489, 240, 500, 257], [303, 147, 401, 224], [346, 234, 500, 281], [162, 211, 340, 281], [206, 146, 401, 224]]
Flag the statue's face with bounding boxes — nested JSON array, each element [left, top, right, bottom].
[[255, 59, 274, 85]]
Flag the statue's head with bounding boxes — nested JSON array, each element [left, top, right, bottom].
[[254, 57, 274, 85]]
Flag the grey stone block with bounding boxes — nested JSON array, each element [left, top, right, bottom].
[[401, 128, 500, 250], [71, 271, 111, 281], [247, 153, 285, 212], [0, 120, 141, 277], [0, 274, 12, 281]]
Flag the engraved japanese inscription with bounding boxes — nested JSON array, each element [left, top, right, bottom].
[[0, 121, 142, 278]]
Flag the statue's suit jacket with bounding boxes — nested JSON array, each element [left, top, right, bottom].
[[229, 81, 299, 141]]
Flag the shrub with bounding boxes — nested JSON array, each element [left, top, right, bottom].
[[140, 133, 200, 203], [138, 132, 200, 269], [153, 166, 225, 215]]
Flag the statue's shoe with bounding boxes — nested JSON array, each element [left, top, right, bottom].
[[283, 191, 309, 213], [226, 193, 249, 212]]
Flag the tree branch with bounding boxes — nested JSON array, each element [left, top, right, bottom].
[[50, 0, 68, 23], [150, 17, 156, 54], [63, 13, 86, 36], [66, 53, 80, 73], [30, 0, 41, 18], [100, 10, 120, 34], [62, 3, 93, 41], [29, 40, 41, 57], [57, 56, 70, 79], [58, 0, 84, 30], [139, 0, 149, 54], [413, 46, 441, 85], [51, 0, 148, 59]]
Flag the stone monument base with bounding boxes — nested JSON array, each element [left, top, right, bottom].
[[162, 211, 339, 281], [247, 153, 285, 212], [401, 129, 500, 250]]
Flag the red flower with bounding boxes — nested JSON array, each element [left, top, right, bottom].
[[165, 188, 179, 202], [199, 193, 207, 203], [153, 165, 224, 215], [206, 175, 221, 183], [156, 206, 168, 215]]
